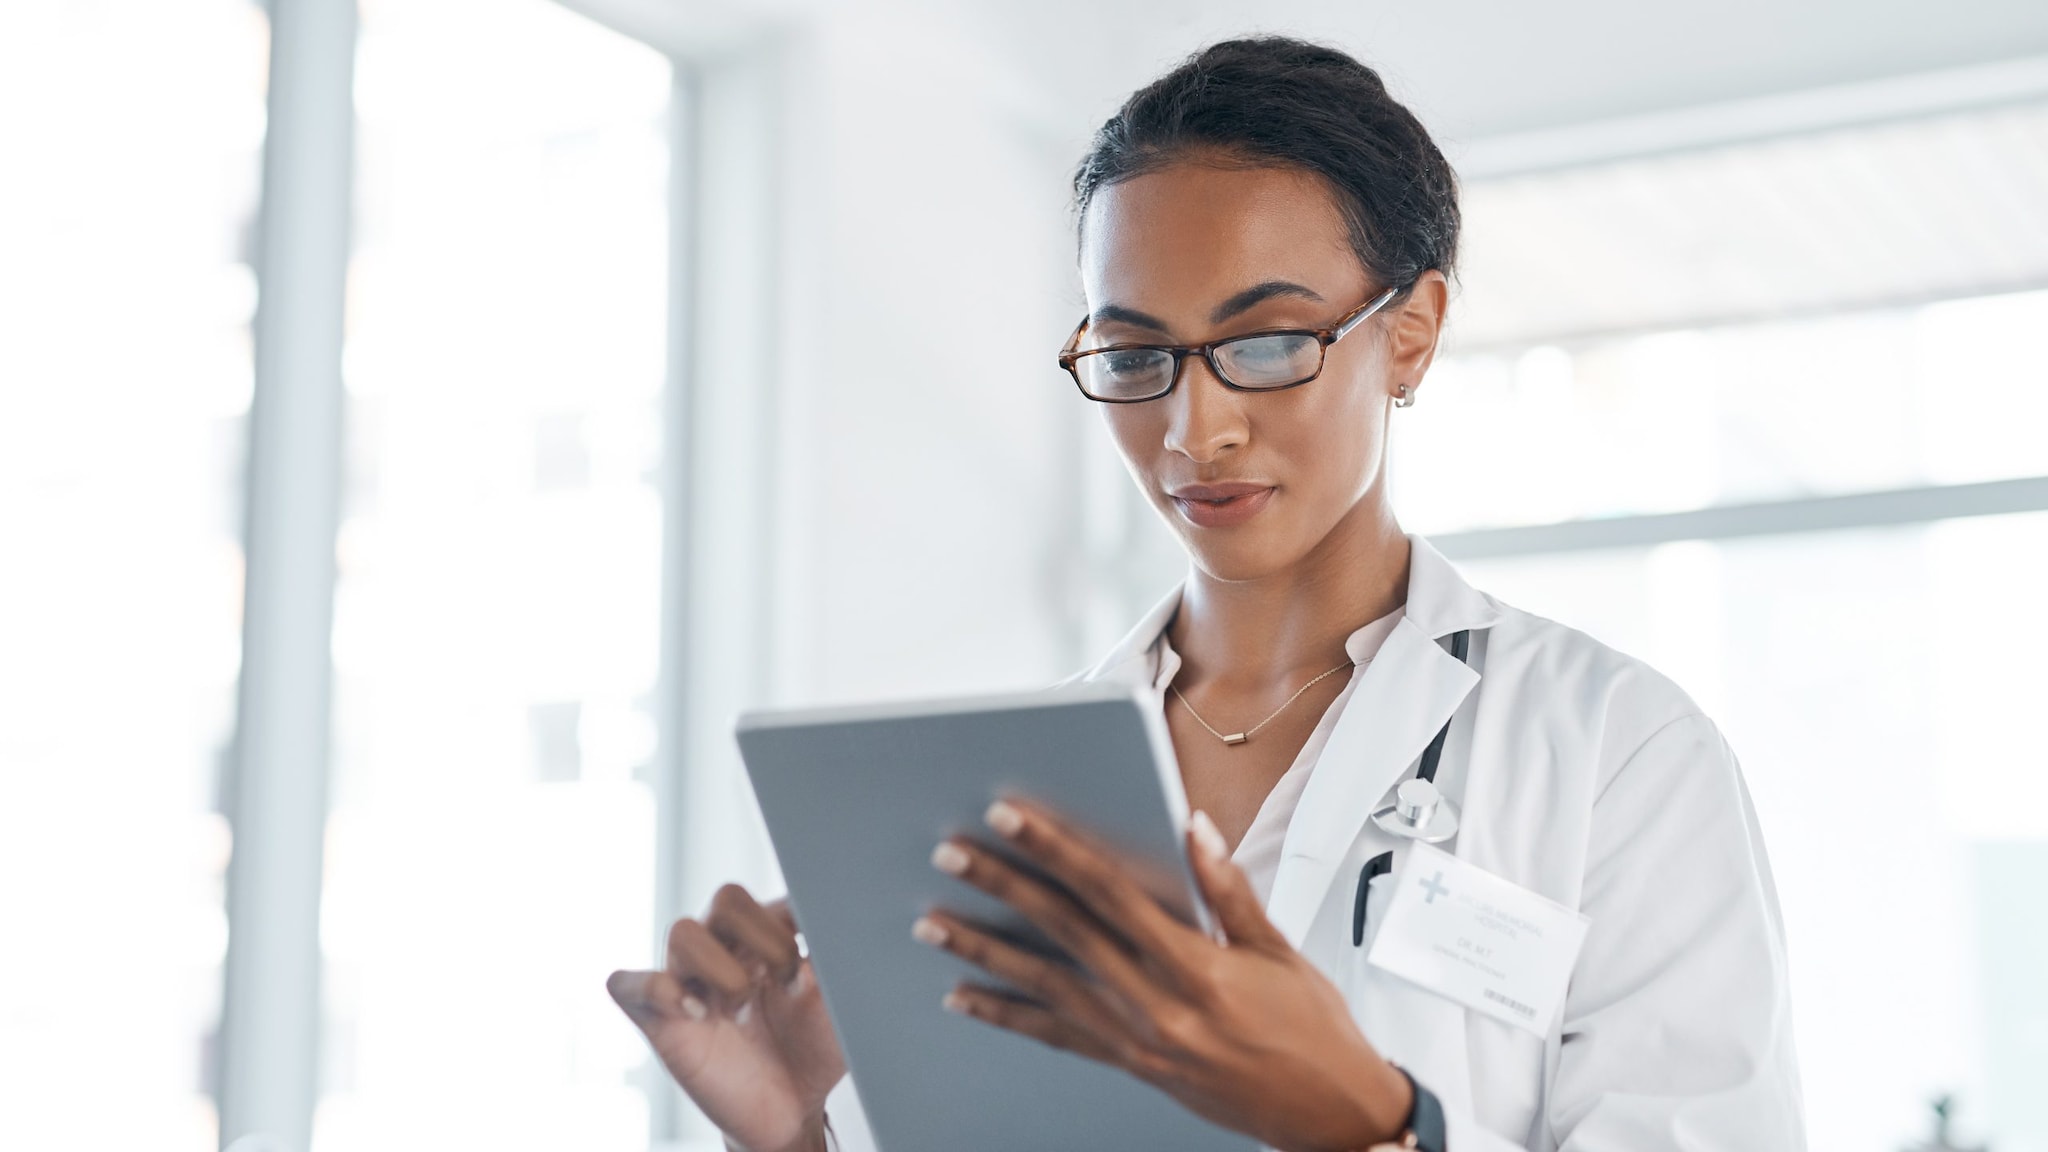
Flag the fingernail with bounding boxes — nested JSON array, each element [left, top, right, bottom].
[[912, 916, 950, 947], [941, 990, 971, 1016], [930, 841, 970, 876], [735, 1001, 753, 1027], [984, 800, 1024, 838], [680, 994, 708, 1021], [1190, 809, 1228, 862]]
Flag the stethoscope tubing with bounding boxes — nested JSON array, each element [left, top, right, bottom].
[[1352, 628, 1473, 948]]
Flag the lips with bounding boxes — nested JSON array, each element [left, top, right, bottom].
[[1168, 482, 1276, 529]]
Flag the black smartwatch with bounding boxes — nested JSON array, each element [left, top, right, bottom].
[[1360, 1063, 1448, 1152]]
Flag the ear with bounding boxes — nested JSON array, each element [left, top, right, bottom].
[[1384, 269, 1449, 399]]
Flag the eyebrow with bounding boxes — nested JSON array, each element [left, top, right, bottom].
[[1209, 280, 1325, 324], [1088, 280, 1328, 334]]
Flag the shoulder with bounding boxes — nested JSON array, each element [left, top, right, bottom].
[[1470, 597, 1766, 920], [1477, 597, 1728, 790], [1408, 536, 1710, 767]]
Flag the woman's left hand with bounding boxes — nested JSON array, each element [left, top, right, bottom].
[[916, 799, 1413, 1152]]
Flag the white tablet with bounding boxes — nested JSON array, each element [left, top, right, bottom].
[[737, 680, 1256, 1152]]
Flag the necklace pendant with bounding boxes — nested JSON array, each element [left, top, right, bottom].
[[1221, 732, 1249, 746]]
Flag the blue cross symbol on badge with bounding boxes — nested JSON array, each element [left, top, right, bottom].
[[1420, 870, 1450, 904]]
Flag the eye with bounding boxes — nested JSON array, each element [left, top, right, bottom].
[[1219, 333, 1320, 385], [1100, 349, 1165, 378], [1075, 347, 1174, 400]]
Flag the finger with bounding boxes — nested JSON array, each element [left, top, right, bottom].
[[745, 897, 822, 1001], [764, 897, 801, 940], [1187, 810, 1286, 950], [983, 799, 1190, 960], [607, 968, 709, 1032], [931, 836, 1165, 1013], [913, 912, 1125, 1040], [761, 898, 815, 980], [666, 917, 753, 1006], [706, 884, 803, 985], [941, 983, 1119, 1065]]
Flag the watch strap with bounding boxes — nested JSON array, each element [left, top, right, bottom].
[[1368, 1063, 1447, 1152]]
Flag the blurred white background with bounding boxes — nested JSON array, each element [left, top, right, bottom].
[[3, 1, 2046, 1150]]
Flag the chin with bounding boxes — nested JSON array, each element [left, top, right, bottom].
[[1176, 525, 1314, 584]]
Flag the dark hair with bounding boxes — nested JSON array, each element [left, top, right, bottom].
[[1073, 37, 1460, 292]]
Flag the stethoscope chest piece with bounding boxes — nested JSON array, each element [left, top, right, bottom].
[[1371, 777, 1460, 843]]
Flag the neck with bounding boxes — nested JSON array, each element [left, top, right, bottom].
[[1170, 493, 1410, 690]]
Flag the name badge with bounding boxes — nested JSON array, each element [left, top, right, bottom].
[[1365, 842, 1589, 1035]]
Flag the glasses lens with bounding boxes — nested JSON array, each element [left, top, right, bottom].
[[1075, 347, 1175, 400], [1215, 333, 1321, 388]]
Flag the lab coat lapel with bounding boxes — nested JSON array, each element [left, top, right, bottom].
[[1264, 617, 1479, 948]]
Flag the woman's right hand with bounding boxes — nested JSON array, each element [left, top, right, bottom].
[[607, 884, 846, 1152]]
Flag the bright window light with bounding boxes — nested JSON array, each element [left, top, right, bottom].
[[1395, 289, 2048, 534], [314, 3, 671, 1149], [0, 3, 265, 1149]]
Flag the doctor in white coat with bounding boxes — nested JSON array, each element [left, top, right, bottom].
[[609, 36, 1805, 1152]]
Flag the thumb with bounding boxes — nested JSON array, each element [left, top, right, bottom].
[[609, 968, 724, 1089], [607, 968, 705, 1036], [1187, 810, 1286, 949]]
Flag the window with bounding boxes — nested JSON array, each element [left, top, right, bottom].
[[1404, 100, 2048, 1151], [1398, 290, 2048, 534], [314, 3, 671, 1148], [0, 3, 266, 1148]]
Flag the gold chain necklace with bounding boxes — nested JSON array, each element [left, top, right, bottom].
[[1170, 659, 1355, 747]]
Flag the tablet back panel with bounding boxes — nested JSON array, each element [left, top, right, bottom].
[[738, 683, 1256, 1152]]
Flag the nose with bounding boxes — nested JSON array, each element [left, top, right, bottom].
[[1161, 355, 1249, 464]]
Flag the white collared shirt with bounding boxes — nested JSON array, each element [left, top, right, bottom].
[[1147, 607, 1406, 905]]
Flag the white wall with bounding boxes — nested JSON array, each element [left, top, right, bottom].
[[767, 6, 1103, 704]]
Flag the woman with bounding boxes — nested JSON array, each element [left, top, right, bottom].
[[608, 37, 1805, 1152]]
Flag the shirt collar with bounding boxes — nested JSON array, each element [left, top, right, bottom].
[[1147, 605, 1404, 691], [1080, 533, 1501, 688]]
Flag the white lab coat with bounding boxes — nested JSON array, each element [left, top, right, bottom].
[[826, 535, 1805, 1151]]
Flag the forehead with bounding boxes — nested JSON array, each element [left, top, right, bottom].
[[1078, 162, 1361, 308]]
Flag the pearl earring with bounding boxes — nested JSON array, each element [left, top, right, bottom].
[[1394, 383, 1416, 408]]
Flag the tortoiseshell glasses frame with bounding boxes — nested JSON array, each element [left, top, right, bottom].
[[1055, 285, 1402, 404]]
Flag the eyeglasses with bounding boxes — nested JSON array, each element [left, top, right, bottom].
[[1056, 285, 1402, 404]]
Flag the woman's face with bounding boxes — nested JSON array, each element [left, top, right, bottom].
[[1077, 161, 1442, 583]]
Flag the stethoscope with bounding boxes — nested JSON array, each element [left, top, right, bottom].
[[1353, 628, 1471, 946]]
